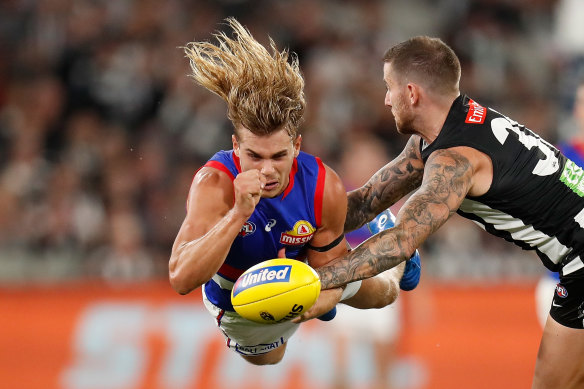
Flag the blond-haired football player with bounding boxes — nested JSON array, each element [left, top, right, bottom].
[[169, 19, 418, 366]]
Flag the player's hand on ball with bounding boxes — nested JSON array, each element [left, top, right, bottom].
[[291, 287, 343, 323], [233, 169, 266, 217]]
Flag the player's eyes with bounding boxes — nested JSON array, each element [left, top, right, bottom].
[[247, 152, 286, 161]]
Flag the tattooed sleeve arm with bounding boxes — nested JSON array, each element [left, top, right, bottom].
[[320, 147, 476, 289], [344, 136, 425, 232]]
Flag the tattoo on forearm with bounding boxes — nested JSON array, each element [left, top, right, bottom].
[[325, 148, 473, 289], [344, 137, 424, 232], [318, 232, 406, 288]]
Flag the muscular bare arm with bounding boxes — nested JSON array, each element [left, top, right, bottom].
[[320, 147, 476, 289], [290, 164, 356, 322], [293, 165, 348, 320], [306, 164, 350, 268], [169, 167, 263, 295], [344, 136, 425, 232]]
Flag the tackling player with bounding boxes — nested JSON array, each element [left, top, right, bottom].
[[315, 36, 584, 388]]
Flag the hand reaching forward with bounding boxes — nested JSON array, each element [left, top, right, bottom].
[[291, 287, 343, 323]]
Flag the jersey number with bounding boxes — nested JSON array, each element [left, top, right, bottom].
[[490, 115, 559, 176]]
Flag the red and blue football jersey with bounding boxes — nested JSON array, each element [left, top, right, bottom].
[[201, 150, 326, 311]]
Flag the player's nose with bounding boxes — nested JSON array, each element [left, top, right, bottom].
[[384, 91, 392, 107], [260, 160, 275, 175]]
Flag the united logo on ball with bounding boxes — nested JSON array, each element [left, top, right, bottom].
[[231, 258, 321, 324]]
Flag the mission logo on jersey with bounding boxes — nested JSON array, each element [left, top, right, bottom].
[[280, 220, 316, 245]]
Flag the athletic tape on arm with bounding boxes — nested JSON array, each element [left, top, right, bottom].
[[306, 233, 361, 300]]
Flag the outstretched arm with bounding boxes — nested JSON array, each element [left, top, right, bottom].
[[344, 136, 425, 232], [320, 147, 476, 289], [169, 167, 264, 295]]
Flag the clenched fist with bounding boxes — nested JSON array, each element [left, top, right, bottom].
[[233, 169, 266, 218]]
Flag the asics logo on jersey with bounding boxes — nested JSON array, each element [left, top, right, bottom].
[[280, 220, 315, 245], [232, 265, 291, 297], [239, 221, 256, 237], [556, 284, 568, 298], [265, 219, 277, 232]]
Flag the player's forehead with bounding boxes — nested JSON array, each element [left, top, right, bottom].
[[383, 62, 397, 86], [236, 126, 293, 153]]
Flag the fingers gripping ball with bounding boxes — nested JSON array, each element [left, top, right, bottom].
[[231, 258, 320, 324]]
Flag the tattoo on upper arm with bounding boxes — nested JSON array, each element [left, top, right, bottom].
[[402, 148, 473, 236], [344, 137, 424, 232], [322, 148, 473, 289]]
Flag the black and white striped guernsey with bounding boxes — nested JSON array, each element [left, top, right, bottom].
[[420, 94, 584, 275]]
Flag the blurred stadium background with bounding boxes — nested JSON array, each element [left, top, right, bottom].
[[1, 0, 583, 388]]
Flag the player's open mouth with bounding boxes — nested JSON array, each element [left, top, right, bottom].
[[264, 181, 278, 191]]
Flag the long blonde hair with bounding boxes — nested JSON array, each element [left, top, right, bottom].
[[184, 18, 305, 139]]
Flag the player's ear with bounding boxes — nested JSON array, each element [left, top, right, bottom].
[[232, 134, 240, 156], [408, 83, 420, 106], [293, 135, 301, 157]]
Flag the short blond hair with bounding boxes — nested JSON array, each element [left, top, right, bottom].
[[184, 18, 305, 139]]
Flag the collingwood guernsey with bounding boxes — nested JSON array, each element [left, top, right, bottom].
[[420, 95, 584, 275]]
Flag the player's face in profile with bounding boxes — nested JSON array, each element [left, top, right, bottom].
[[383, 62, 415, 134], [233, 126, 301, 198]]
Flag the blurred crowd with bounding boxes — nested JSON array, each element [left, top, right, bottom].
[[1, 0, 583, 283]]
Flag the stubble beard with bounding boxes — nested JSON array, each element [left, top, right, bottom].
[[392, 94, 416, 135], [395, 112, 416, 135]]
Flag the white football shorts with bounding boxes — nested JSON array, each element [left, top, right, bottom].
[[202, 287, 300, 356]]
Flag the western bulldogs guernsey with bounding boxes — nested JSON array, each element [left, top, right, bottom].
[[202, 150, 325, 311], [421, 95, 584, 275]]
